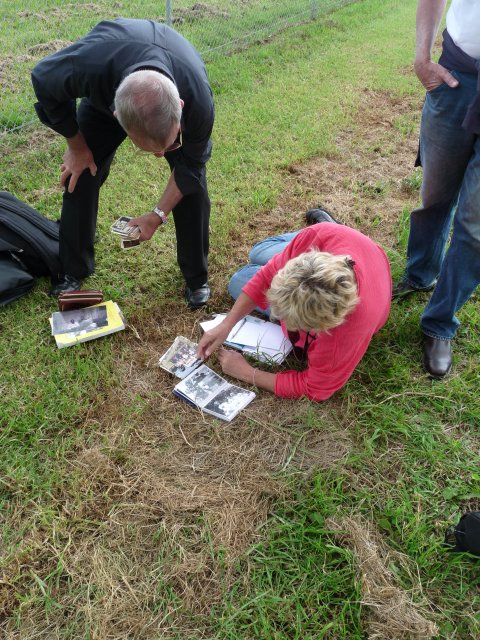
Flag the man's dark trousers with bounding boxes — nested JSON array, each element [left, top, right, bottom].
[[61, 98, 210, 290]]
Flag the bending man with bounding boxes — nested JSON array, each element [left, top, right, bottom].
[[197, 210, 391, 402], [32, 18, 214, 308]]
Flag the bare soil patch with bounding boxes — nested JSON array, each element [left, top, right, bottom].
[[173, 3, 230, 25]]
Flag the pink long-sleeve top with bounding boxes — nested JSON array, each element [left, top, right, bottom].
[[242, 224, 392, 401]]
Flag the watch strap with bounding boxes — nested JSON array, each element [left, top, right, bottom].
[[152, 206, 168, 224]]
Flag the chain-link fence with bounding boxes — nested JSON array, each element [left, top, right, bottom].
[[0, 1, 358, 135]]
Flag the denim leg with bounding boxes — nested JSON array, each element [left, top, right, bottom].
[[228, 264, 271, 316], [228, 231, 299, 316], [421, 134, 480, 339], [405, 72, 476, 288], [248, 231, 299, 265]]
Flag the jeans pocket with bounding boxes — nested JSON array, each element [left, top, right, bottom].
[[427, 81, 447, 95], [427, 70, 457, 94]]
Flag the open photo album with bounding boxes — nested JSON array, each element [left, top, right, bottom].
[[158, 336, 255, 422]]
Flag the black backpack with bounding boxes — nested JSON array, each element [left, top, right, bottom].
[[445, 512, 480, 556], [0, 191, 61, 305]]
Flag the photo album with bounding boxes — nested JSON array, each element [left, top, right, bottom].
[[199, 314, 293, 364], [49, 300, 125, 348], [158, 336, 256, 422]]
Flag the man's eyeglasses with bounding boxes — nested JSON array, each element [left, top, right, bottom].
[[130, 129, 182, 156], [164, 129, 182, 153]]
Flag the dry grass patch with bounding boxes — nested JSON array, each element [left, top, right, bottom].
[[327, 515, 438, 639], [1, 304, 350, 637]]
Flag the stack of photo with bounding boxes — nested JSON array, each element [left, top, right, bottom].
[[110, 216, 141, 249]]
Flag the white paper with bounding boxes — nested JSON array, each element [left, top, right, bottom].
[[200, 314, 293, 363]]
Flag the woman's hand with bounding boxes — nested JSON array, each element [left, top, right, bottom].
[[197, 323, 232, 360], [217, 347, 254, 383]]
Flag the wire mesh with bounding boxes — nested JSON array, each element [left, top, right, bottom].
[[0, 0, 358, 135]]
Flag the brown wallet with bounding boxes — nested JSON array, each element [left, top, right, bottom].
[[57, 289, 103, 312]]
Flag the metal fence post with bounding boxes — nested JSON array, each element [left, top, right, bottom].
[[166, 0, 172, 27], [312, 0, 317, 19]]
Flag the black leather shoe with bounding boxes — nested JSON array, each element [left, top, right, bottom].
[[392, 279, 436, 300], [185, 283, 210, 309], [49, 274, 83, 297], [305, 207, 343, 226], [423, 335, 452, 378]]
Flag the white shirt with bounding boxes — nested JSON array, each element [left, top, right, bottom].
[[447, 0, 480, 59]]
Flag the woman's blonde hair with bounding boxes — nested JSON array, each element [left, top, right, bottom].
[[266, 249, 359, 332]]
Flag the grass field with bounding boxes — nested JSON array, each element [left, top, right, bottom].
[[1, 0, 480, 638]]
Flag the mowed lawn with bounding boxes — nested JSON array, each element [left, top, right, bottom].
[[1, 0, 480, 638]]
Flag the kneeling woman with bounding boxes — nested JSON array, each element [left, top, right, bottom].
[[197, 215, 391, 401]]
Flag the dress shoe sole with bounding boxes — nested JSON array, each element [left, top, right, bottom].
[[423, 363, 452, 379], [186, 299, 209, 310]]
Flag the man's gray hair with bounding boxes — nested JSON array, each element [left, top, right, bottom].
[[114, 70, 181, 147]]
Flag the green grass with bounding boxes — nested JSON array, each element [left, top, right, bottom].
[[2, 0, 480, 637], [0, 0, 354, 133]]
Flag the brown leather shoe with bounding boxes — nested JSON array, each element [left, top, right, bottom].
[[423, 335, 452, 378]]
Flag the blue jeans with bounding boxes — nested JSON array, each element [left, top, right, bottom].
[[405, 70, 480, 339], [228, 231, 299, 313]]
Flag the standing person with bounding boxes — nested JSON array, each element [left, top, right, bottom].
[[197, 209, 391, 402], [31, 18, 214, 308], [393, 0, 480, 376]]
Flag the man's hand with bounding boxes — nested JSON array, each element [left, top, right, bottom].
[[127, 212, 162, 241], [61, 136, 97, 193], [414, 59, 458, 92], [197, 323, 232, 360], [217, 347, 254, 383]]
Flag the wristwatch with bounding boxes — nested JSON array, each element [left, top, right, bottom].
[[152, 206, 168, 225]]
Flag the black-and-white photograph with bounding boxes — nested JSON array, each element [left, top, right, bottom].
[[204, 385, 255, 421], [110, 216, 132, 233], [159, 336, 201, 379], [176, 364, 225, 404], [51, 305, 108, 336]]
